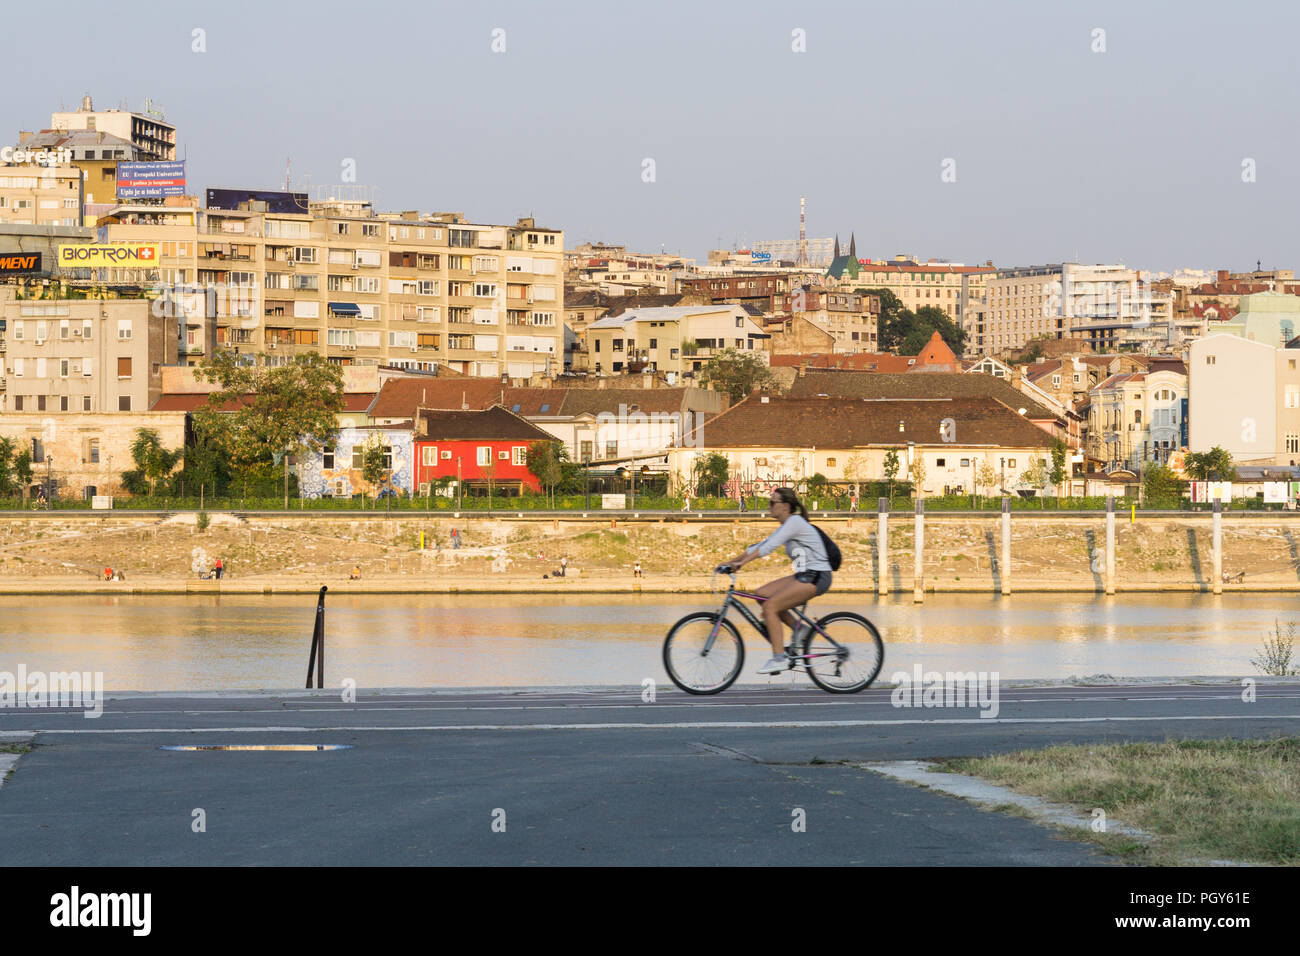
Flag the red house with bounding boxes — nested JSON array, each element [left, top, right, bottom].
[[414, 405, 558, 495]]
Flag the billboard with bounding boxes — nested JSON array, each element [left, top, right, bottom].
[[0, 253, 42, 274], [117, 161, 187, 199], [206, 187, 308, 214], [750, 251, 772, 263], [58, 244, 159, 266]]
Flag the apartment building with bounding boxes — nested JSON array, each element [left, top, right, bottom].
[[50, 96, 176, 162], [0, 299, 172, 414], [65, 206, 565, 377], [1087, 368, 1187, 472], [15, 129, 138, 207], [976, 263, 1174, 356], [827, 254, 994, 328], [0, 164, 83, 227], [1188, 333, 1300, 467], [585, 305, 768, 379]]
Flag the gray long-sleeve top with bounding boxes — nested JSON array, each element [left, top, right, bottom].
[[746, 514, 832, 573]]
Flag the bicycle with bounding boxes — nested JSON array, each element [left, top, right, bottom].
[[31, 496, 49, 511], [662, 565, 884, 695]]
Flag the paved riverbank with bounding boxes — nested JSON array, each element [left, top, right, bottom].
[[4, 512, 1300, 593]]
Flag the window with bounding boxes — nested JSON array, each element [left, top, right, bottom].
[[60, 396, 68, 411], [649, 338, 657, 349], [606, 441, 618, 458], [422, 446, 437, 466], [477, 446, 491, 467], [293, 247, 318, 263], [12, 396, 21, 411], [60, 320, 70, 340], [83, 320, 93, 339], [1289, 435, 1300, 454], [59, 359, 69, 378], [117, 319, 132, 340], [580, 440, 593, 461], [82, 396, 91, 411], [960, 459, 970, 468], [118, 396, 131, 411], [362, 224, 380, 238], [1286, 385, 1299, 409], [37, 396, 46, 411], [512, 446, 527, 466], [31, 438, 44, 460], [1206, 355, 1216, 365], [118, 357, 132, 378], [1008, 459, 1016, 468], [83, 357, 93, 377], [826, 457, 837, 467], [323, 446, 335, 469]]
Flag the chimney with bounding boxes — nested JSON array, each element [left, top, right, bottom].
[[1217, 270, 1228, 283]]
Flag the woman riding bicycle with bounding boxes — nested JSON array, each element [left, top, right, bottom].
[[719, 486, 831, 675]]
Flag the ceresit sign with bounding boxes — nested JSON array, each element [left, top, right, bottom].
[[58, 243, 160, 266], [0, 146, 71, 166]]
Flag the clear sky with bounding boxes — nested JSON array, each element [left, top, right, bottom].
[[6, 0, 1298, 273]]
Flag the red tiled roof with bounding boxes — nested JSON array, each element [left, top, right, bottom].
[[417, 405, 558, 442], [150, 392, 376, 413], [370, 378, 504, 419], [680, 396, 1053, 449]]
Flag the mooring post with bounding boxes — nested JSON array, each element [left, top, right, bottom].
[[305, 585, 327, 689], [877, 498, 889, 595], [1001, 497, 1011, 596], [1212, 498, 1223, 594], [913, 497, 925, 603], [1105, 496, 1116, 595]]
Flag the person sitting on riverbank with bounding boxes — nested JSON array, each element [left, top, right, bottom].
[[349, 566, 362, 580], [103, 567, 113, 582], [633, 561, 643, 578]]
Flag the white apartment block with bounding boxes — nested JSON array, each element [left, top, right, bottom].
[[0, 165, 83, 227], [975, 263, 1174, 356], [0, 299, 170, 414]]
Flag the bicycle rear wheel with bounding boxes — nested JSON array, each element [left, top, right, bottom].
[[662, 612, 744, 695], [801, 611, 884, 693]]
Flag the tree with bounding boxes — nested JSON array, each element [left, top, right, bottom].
[[806, 472, 831, 500], [1143, 462, 1182, 502], [908, 457, 927, 498], [359, 433, 390, 498], [976, 461, 998, 503], [13, 448, 32, 500], [123, 428, 183, 496], [527, 440, 568, 507], [693, 452, 730, 497], [0, 437, 16, 498], [857, 288, 913, 353], [1020, 457, 1049, 508], [883, 449, 901, 500], [697, 348, 778, 403], [1049, 438, 1069, 504], [1184, 446, 1236, 482], [193, 350, 344, 481], [898, 306, 968, 357]]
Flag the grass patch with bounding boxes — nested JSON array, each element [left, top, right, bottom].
[[1, 743, 31, 756], [938, 737, 1300, 865]]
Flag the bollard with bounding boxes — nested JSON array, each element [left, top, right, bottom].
[[877, 498, 889, 595], [1212, 498, 1223, 594], [305, 585, 327, 689], [998, 496, 1008, 595], [913, 498, 925, 603], [1001, 498, 1011, 595], [1105, 497, 1115, 595]]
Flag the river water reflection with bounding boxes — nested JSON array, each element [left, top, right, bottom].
[[0, 592, 1296, 691]]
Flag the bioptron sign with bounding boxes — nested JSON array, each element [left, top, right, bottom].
[[57, 243, 159, 266]]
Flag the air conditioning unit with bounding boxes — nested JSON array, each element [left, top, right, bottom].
[[410, 345, 418, 352], [73, 329, 82, 337], [268, 341, 277, 349], [418, 482, 431, 496], [34, 340, 44, 346]]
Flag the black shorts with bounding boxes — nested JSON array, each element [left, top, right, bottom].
[[794, 569, 832, 596]]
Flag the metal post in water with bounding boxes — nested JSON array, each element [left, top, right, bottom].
[[877, 498, 888, 596], [913, 498, 924, 603], [1001, 497, 1011, 596], [1105, 496, 1116, 595], [1213, 498, 1223, 594], [305, 585, 327, 689]]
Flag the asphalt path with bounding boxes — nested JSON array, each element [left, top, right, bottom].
[[2, 682, 1297, 865]]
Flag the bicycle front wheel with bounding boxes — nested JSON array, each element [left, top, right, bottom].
[[802, 611, 884, 694], [662, 612, 744, 695]]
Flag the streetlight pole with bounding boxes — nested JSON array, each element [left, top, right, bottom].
[[457, 457, 462, 510], [583, 455, 590, 510], [45, 455, 52, 504]]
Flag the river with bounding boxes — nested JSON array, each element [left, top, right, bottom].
[[1, 592, 1297, 691]]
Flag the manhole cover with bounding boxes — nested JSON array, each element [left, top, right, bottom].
[[160, 745, 353, 751]]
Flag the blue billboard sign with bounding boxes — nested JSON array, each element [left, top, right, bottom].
[[117, 161, 187, 199]]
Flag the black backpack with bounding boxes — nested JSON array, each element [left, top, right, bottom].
[[814, 525, 842, 571]]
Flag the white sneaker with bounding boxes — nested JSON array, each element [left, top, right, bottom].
[[756, 654, 789, 675]]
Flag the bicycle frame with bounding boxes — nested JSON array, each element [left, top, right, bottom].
[[703, 574, 846, 668]]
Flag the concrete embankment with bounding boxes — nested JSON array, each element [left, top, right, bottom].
[[1, 511, 1299, 594]]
